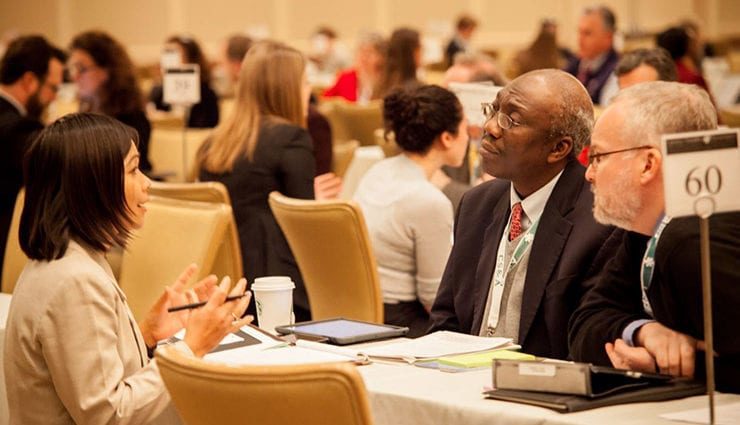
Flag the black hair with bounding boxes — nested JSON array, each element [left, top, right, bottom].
[[0, 35, 66, 85], [615, 47, 677, 81], [383, 84, 463, 154], [656, 27, 690, 60], [20, 113, 138, 260]]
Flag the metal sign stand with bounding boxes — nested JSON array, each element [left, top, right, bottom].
[[696, 197, 716, 425]]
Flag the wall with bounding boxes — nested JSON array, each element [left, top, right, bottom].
[[1, 0, 738, 63]]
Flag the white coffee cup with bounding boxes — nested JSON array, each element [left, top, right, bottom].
[[251, 276, 295, 333]]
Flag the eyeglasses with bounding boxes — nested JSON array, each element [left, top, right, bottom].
[[67, 63, 94, 78], [587, 145, 653, 167], [481, 102, 521, 130]]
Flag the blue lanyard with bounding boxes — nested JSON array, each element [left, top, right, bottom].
[[640, 215, 671, 316]]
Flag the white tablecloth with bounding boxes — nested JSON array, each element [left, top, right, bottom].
[[0, 293, 12, 425], [358, 361, 740, 425]]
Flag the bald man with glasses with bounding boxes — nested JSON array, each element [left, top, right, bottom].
[[429, 69, 620, 360]]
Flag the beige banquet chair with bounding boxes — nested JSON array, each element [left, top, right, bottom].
[[1, 190, 26, 294], [268, 192, 383, 323], [147, 181, 243, 283], [118, 196, 232, 320], [156, 345, 373, 425], [319, 99, 383, 146], [332, 139, 360, 178], [148, 127, 212, 182]]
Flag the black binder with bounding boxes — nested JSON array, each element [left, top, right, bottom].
[[485, 379, 706, 413]]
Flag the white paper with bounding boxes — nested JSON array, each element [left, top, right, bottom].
[[204, 344, 353, 366], [448, 82, 503, 127], [659, 401, 740, 424], [360, 331, 511, 361]]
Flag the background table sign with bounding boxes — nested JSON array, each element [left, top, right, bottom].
[[163, 64, 201, 106], [661, 128, 739, 218]]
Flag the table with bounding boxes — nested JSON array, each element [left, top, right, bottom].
[[358, 361, 740, 425], [0, 293, 12, 425]]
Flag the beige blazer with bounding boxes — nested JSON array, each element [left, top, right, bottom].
[[4, 240, 180, 424]]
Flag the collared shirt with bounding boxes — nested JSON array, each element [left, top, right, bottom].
[[0, 88, 27, 116], [509, 169, 564, 231]]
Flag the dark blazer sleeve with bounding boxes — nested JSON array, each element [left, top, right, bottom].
[[568, 229, 651, 366], [307, 106, 333, 176], [276, 125, 315, 199]]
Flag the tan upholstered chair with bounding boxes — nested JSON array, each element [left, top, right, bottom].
[[147, 181, 243, 283], [319, 99, 383, 146], [118, 196, 232, 320], [720, 107, 740, 128], [268, 192, 383, 323], [339, 146, 385, 200], [148, 127, 212, 182], [374, 128, 400, 158], [156, 345, 374, 425], [2, 190, 26, 294], [332, 140, 360, 178]]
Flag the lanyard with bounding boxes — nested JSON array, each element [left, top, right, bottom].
[[640, 215, 671, 317], [486, 217, 539, 332]]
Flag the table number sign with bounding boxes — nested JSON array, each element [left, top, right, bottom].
[[163, 64, 201, 106], [661, 129, 740, 218]]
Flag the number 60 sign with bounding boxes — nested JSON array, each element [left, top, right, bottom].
[[661, 129, 740, 218]]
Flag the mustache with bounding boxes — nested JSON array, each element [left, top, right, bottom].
[[482, 133, 496, 144]]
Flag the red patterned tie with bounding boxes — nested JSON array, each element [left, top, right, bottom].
[[509, 202, 523, 241]]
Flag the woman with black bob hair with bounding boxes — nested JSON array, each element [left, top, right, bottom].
[[4, 113, 251, 424], [353, 84, 469, 336]]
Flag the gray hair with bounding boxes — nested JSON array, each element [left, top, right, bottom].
[[611, 81, 717, 148], [615, 48, 677, 82], [583, 5, 616, 33], [546, 72, 594, 157]]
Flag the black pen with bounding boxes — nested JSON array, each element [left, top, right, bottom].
[[167, 293, 248, 313]]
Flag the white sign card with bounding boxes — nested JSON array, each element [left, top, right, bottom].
[[448, 82, 503, 127], [163, 64, 201, 106], [661, 128, 740, 218]]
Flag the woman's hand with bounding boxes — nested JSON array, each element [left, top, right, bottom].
[[183, 276, 253, 357], [314, 172, 343, 200], [139, 264, 218, 348]]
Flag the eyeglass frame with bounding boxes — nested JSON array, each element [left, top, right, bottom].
[[587, 145, 653, 167], [481, 102, 522, 130]]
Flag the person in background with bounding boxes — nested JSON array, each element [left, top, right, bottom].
[[512, 19, 565, 77], [195, 40, 314, 322], [565, 5, 619, 105], [376, 28, 421, 99], [429, 70, 618, 360], [308, 26, 351, 76], [353, 85, 469, 337], [149, 35, 220, 128], [4, 112, 252, 423], [445, 15, 478, 68], [0, 35, 65, 285], [224, 34, 253, 85], [68, 30, 153, 173], [569, 81, 739, 393], [656, 27, 712, 94], [576, 47, 677, 166], [323, 32, 387, 103]]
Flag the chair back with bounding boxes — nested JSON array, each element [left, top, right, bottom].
[[149, 128, 212, 182], [1, 191, 26, 294], [374, 128, 400, 158], [268, 192, 383, 323], [118, 196, 231, 320], [156, 346, 373, 425], [319, 100, 383, 146], [332, 140, 360, 178], [339, 146, 385, 200], [147, 181, 242, 283]]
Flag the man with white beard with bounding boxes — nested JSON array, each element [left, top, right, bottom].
[[568, 81, 740, 393]]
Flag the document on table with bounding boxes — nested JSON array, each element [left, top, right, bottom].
[[659, 401, 740, 424], [359, 331, 512, 363]]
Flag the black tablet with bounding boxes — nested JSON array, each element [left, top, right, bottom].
[[275, 318, 409, 345]]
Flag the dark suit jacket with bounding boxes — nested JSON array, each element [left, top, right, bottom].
[[564, 49, 619, 105], [429, 159, 618, 359], [0, 96, 43, 284], [569, 213, 740, 393], [199, 120, 315, 321]]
